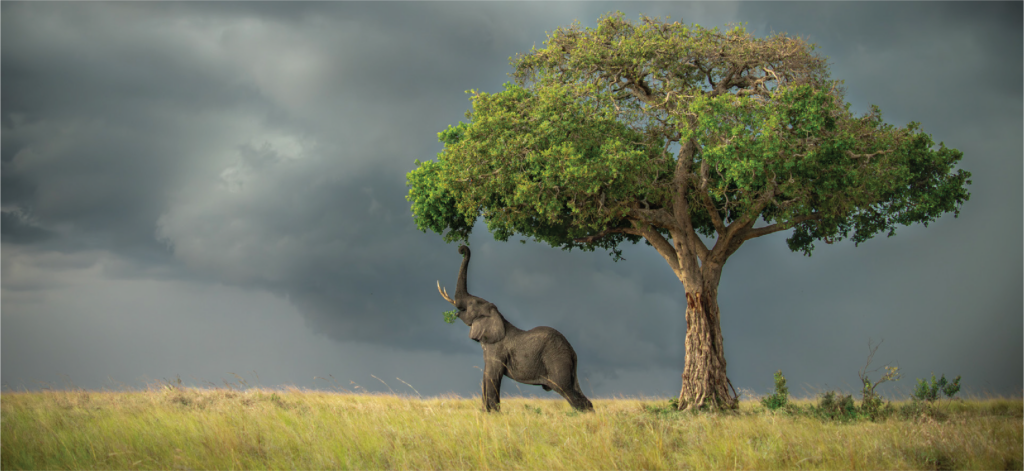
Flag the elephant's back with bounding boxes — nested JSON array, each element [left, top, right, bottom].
[[527, 325, 568, 342], [525, 326, 577, 359]]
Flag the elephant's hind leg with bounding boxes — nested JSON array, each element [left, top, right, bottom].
[[568, 386, 594, 411], [544, 372, 593, 411], [552, 385, 592, 411]]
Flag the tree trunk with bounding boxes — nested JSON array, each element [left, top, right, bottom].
[[677, 284, 738, 411]]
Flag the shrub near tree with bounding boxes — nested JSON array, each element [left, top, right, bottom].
[[407, 12, 971, 411], [913, 374, 962, 402], [761, 370, 789, 411]]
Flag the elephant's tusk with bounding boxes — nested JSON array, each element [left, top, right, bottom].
[[437, 281, 456, 305]]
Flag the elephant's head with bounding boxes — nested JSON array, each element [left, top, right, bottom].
[[437, 245, 507, 344], [457, 298, 507, 344]]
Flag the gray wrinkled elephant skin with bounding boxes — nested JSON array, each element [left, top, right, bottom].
[[437, 245, 594, 412]]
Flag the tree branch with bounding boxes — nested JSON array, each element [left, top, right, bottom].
[[693, 60, 716, 91], [627, 205, 676, 229], [711, 180, 786, 260], [672, 139, 710, 264], [699, 158, 727, 236], [741, 213, 821, 240], [635, 223, 681, 273], [846, 150, 892, 161], [453, 168, 502, 183], [728, 176, 780, 236], [573, 227, 641, 244], [668, 228, 705, 280], [712, 64, 741, 97], [624, 74, 656, 104]]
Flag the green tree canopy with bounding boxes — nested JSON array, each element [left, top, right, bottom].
[[408, 13, 969, 260], [406, 12, 970, 410]]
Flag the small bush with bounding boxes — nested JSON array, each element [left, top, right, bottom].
[[856, 339, 900, 421], [858, 371, 897, 421], [442, 310, 459, 324], [859, 386, 885, 418], [859, 396, 894, 421], [812, 390, 859, 422], [760, 370, 789, 411], [912, 374, 961, 402]]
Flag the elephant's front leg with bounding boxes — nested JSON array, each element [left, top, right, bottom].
[[481, 361, 504, 412]]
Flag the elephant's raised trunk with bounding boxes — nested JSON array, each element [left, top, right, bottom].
[[454, 245, 471, 302]]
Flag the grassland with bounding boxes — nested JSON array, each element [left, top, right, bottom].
[[1, 386, 1020, 470]]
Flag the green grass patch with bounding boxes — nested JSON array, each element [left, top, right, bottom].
[[2, 388, 1020, 470]]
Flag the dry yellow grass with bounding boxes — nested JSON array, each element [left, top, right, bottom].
[[2, 387, 1020, 470]]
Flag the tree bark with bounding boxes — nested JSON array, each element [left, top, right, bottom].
[[677, 283, 738, 411]]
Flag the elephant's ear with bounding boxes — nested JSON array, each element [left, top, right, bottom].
[[469, 306, 505, 343]]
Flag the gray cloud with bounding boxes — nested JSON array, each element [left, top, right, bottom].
[[1, 210, 52, 245], [2, 2, 1020, 399]]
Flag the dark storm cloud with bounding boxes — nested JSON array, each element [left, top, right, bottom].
[[1, 2, 271, 260], [2, 2, 1019, 397], [732, 2, 1022, 396], [1, 1, 575, 348], [740, 2, 1022, 126], [1, 210, 52, 245], [0, 2, 739, 393], [745, 1, 1021, 53]]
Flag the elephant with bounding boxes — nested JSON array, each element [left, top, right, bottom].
[[437, 245, 594, 412]]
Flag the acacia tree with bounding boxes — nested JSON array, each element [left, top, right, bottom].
[[406, 13, 970, 410]]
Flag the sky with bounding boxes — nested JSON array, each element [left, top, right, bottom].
[[2, 2, 1020, 401]]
